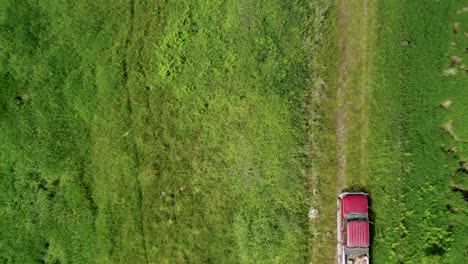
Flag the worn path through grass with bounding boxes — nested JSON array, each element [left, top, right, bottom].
[[306, 0, 376, 262], [336, 0, 375, 192]]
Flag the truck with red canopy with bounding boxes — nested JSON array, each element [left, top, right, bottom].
[[337, 192, 370, 264]]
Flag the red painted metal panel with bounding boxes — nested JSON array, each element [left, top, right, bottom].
[[347, 221, 369, 247], [341, 194, 368, 216]]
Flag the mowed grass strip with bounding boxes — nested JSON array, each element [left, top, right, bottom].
[[369, 0, 468, 263], [0, 0, 317, 263], [339, 0, 377, 188]]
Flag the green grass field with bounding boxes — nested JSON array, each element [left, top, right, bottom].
[[368, 1, 468, 263], [0, 0, 326, 263], [1, 0, 467, 263]]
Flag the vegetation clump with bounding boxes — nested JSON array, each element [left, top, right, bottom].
[[450, 56, 462, 65], [453, 22, 460, 33], [443, 68, 458, 76], [442, 121, 458, 140], [440, 100, 452, 110], [459, 161, 468, 173]]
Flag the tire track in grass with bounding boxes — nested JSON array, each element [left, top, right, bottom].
[[336, 0, 373, 191], [122, 0, 149, 262], [335, 0, 350, 195]]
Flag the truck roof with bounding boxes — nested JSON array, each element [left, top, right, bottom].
[[347, 221, 369, 248], [341, 194, 368, 216]]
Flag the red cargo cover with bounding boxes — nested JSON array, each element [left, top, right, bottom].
[[341, 194, 368, 216], [347, 221, 369, 247]]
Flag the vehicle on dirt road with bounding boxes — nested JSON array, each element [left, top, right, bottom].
[[337, 192, 370, 264]]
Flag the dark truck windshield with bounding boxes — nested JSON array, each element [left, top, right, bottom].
[[345, 214, 368, 222]]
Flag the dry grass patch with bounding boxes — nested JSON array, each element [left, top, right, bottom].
[[440, 100, 453, 110]]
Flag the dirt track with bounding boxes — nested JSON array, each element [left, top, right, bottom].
[[335, 0, 349, 195]]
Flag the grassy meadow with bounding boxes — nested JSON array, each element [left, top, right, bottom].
[[368, 1, 468, 263], [0, 0, 331, 263], [1, 0, 467, 263]]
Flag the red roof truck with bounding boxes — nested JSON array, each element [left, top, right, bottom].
[[337, 192, 370, 264]]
